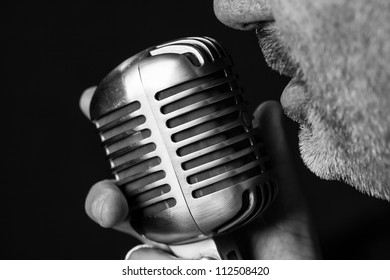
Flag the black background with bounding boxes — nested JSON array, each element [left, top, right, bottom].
[[2, 0, 390, 259]]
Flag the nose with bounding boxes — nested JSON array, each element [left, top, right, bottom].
[[213, 0, 274, 30]]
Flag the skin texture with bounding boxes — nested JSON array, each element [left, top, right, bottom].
[[215, 0, 390, 200]]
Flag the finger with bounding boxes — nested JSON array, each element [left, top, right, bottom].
[[85, 179, 128, 228], [85, 180, 174, 251], [253, 100, 306, 213], [126, 245, 178, 260], [79, 86, 97, 120], [253, 100, 293, 172], [113, 221, 154, 244], [249, 101, 320, 259]]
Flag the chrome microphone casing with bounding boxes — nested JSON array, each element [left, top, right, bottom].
[[90, 37, 277, 250]]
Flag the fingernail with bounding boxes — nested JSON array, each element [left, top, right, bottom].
[[91, 192, 111, 226]]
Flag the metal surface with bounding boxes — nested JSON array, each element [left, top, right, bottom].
[[90, 37, 277, 257]]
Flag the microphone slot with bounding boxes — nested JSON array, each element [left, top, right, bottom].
[[158, 76, 235, 109], [105, 129, 151, 156], [166, 94, 236, 128], [177, 126, 246, 157], [168, 104, 243, 135], [130, 184, 171, 204], [100, 115, 146, 143], [131, 198, 177, 219], [192, 37, 223, 59], [152, 37, 225, 62], [212, 178, 277, 233], [94, 101, 141, 129], [110, 143, 156, 169], [155, 71, 226, 101], [189, 159, 265, 189], [182, 139, 251, 171], [185, 144, 263, 177], [186, 153, 257, 184], [173, 120, 243, 148], [164, 90, 240, 120], [191, 166, 262, 198], [171, 112, 239, 143], [183, 52, 201, 67], [161, 83, 232, 115], [122, 170, 166, 195], [116, 156, 161, 181], [200, 37, 227, 58]]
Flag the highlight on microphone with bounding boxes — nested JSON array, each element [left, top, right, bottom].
[[88, 37, 278, 259]]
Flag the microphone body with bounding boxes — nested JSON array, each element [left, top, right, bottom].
[[89, 37, 277, 259]]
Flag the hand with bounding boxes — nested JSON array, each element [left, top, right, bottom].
[[80, 87, 321, 260], [235, 100, 321, 259]]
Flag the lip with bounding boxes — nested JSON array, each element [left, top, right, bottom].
[[280, 74, 309, 124], [255, 23, 309, 124]]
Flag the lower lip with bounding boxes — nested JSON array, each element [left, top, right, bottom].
[[280, 76, 309, 124]]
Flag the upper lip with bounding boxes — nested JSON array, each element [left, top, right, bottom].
[[254, 22, 299, 78], [255, 23, 310, 124]]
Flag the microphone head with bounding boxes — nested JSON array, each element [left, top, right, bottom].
[[90, 37, 277, 245]]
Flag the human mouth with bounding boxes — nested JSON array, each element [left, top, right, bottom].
[[255, 23, 309, 124], [280, 74, 309, 124]]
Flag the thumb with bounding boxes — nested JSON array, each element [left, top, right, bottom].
[[248, 100, 320, 259], [253, 100, 307, 217]]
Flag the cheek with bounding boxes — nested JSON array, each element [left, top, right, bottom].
[[269, 0, 316, 67], [270, 0, 308, 24], [268, 1, 316, 83], [270, 0, 331, 42], [270, 0, 346, 88]]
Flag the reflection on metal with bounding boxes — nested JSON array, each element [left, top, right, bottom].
[[90, 37, 277, 259]]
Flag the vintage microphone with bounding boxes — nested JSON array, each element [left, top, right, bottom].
[[89, 37, 277, 259]]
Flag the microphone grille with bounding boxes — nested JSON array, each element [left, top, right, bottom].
[[91, 37, 277, 244], [94, 99, 174, 216]]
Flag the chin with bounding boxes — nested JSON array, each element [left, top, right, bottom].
[[298, 123, 390, 201]]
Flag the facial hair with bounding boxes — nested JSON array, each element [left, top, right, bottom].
[[264, 0, 390, 200]]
